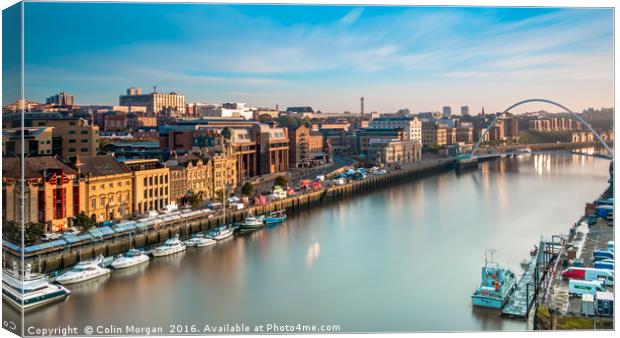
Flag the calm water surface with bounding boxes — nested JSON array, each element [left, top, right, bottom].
[[7, 151, 611, 332]]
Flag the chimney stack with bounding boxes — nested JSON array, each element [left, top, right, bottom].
[[360, 97, 365, 119]]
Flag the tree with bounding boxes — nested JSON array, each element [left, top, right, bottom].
[[241, 182, 255, 197], [258, 115, 274, 124], [274, 175, 289, 187], [24, 222, 45, 245], [277, 115, 301, 129], [2, 220, 20, 244], [187, 191, 204, 208], [73, 212, 95, 232]]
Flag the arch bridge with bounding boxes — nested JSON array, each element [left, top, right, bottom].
[[457, 99, 613, 164]]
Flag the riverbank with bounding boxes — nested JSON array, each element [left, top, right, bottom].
[[2, 157, 455, 273]]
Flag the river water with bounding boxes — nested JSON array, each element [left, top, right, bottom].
[[5, 150, 611, 333]]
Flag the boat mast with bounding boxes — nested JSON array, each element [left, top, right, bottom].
[[222, 184, 226, 226]]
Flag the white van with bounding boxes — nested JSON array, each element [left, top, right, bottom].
[[569, 279, 606, 297]]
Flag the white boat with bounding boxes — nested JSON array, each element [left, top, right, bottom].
[[207, 226, 235, 240], [238, 215, 265, 232], [55, 255, 111, 285], [185, 233, 216, 247], [111, 249, 150, 269], [2, 263, 71, 311], [151, 234, 186, 257]]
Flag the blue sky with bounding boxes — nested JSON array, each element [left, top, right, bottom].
[[10, 3, 615, 113]]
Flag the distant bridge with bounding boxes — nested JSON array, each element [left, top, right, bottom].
[[457, 99, 614, 166]]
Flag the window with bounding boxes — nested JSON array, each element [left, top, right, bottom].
[[68, 139, 76, 143], [155, 176, 158, 185], [81, 130, 88, 135], [143, 177, 147, 186], [69, 148, 76, 152], [100, 196, 106, 206], [38, 122, 46, 126], [81, 148, 88, 152], [91, 198, 96, 209], [69, 130, 76, 134], [149, 177, 153, 185], [143, 190, 147, 198], [81, 139, 88, 143]]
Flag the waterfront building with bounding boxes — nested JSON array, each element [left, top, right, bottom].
[[456, 124, 475, 144], [502, 116, 520, 141], [250, 124, 289, 176], [421, 122, 447, 147], [356, 128, 406, 154], [176, 153, 212, 200], [2, 156, 80, 232], [166, 165, 189, 204], [2, 127, 54, 157], [46, 91, 74, 106], [2, 99, 43, 114], [119, 87, 185, 115], [71, 155, 133, 223], [123, 159, 170, 215], [288, 124, 326, 168], [366, 139, 422, 165], [209, 151, 238, 197], [446, 127, 458, 145], [368, 116, 422, 142]]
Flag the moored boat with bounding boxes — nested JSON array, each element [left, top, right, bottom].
[[206, 226, 235, 240], [185, 233, 217, 247], [2, 263, 71, 311], [152, 234, 186, 257], [111, 249, 150, 269], [264, 210, 287, 225], [238, 215, 265, 232], [55, 255, 111, 285], [471, 250, 516, 309]]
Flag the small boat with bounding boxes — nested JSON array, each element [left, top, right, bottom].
[[151, 234, 186, 257], [206, 226, 235, 240], [238, 215, 265, 232], [2, 263, 71, 311], [264, 210, 287, 225], [55, 255, 111, 285], [471, 250, 516, 309], [111, 249, 150, 269], [185, 233, 216, 247]]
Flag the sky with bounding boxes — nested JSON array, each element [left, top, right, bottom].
[[4, 3, 615, 114]]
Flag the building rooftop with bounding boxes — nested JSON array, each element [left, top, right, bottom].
[[2, 156, 77, 179], [74, 155, 131, 177], [286, 107, 314, 113]]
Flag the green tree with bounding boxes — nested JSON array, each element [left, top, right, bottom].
[[24, 222, 45, 245], [74, 212, 95, 232], [277, 115, 301, 129], [241, 182, 255, 197], [187, 191, 204, 208], [274, 175, 289, 188], [2, 220, 20, 243], [258, 115, 274, 124]]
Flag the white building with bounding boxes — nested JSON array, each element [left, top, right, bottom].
[[368, 116, 422, 143], [200, 102, 254, 120]]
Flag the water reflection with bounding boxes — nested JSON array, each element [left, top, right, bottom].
[[65, 274, 110, 296]]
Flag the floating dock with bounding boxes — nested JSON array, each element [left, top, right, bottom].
[[501, 241, 545, 319]]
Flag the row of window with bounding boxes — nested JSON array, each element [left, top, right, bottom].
[[90, 192, 131, 209], [137, 198, 169, 213], [143, 174, 169, 186], [143, 187, 168, 198], [91, 180, 131, 191]]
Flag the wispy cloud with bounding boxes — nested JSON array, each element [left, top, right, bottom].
[[21, 4, 613, 112]]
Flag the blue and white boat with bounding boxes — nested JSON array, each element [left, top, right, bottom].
[[264, 210, 287, 225], [471, 251, 516, 309], [2, 263, 71, 311]]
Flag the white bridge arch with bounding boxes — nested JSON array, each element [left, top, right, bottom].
[[469, 99, 613, 159]]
